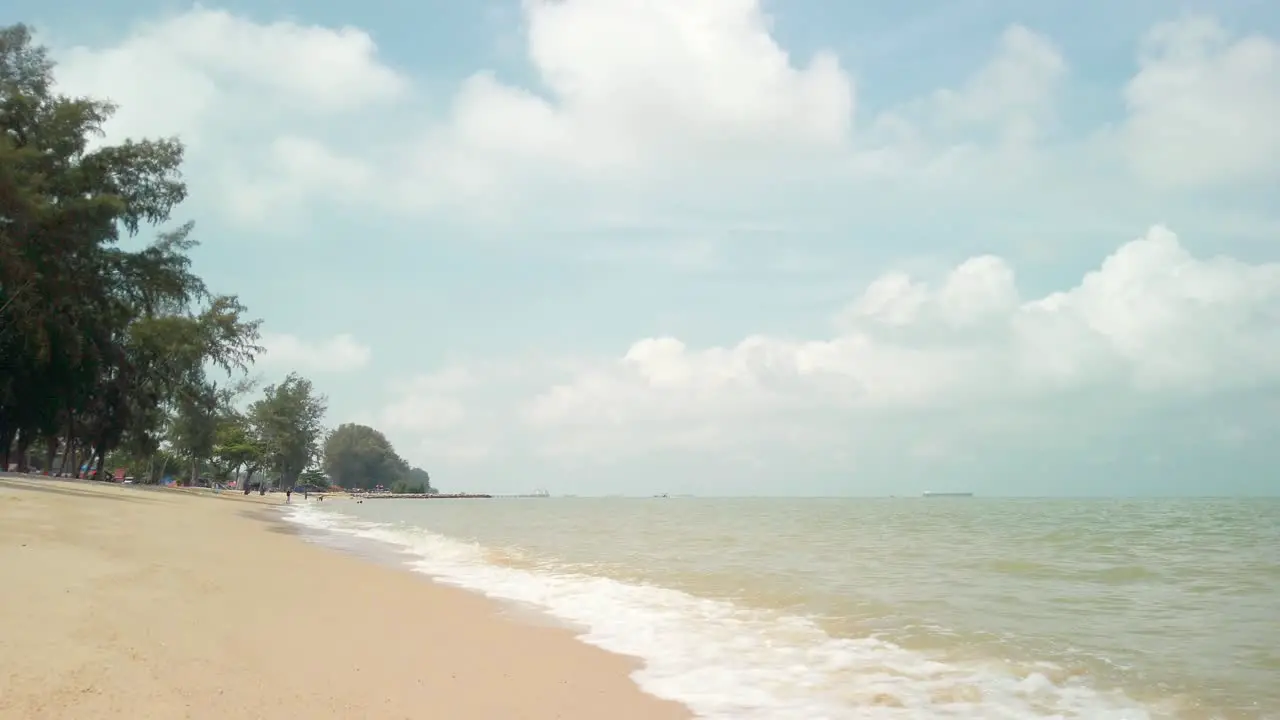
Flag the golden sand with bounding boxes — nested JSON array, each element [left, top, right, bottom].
[[0, 476, 690, 719]]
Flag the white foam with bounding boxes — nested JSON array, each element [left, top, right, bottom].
[[283, 503, 1158, 720]]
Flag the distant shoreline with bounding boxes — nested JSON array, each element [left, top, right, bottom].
[[356, 492, 493, 499]]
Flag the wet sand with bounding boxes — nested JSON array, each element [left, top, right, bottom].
[[0, 475, 690, 719]]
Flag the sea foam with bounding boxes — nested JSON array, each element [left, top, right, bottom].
[[284, 503, 1157, 720]]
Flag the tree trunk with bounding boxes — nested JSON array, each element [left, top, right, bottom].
[[44, 435, 57, 474], [92, 446, 106, 480], [15, 430, 31, 472], [59, 431, 74, 477], [0, 419, 14, 470]]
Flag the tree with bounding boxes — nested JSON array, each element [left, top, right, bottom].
[[0, 27, 368, 500], [211, 412, 264, 485], [322, 423, 409, 490], [405, 466, 435, 494], [296, 467, 327, 489], [250, 373, 327, 490], [320, 423, 437, 493], [390, 475, 432, 494], [0, 23, 261, 477], [169, 381, 221, 484]]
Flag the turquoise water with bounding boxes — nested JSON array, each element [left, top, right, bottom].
[[287, 497, 1280, 719]]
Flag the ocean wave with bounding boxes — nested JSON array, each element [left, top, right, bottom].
[[283, 503, 1156, 720]]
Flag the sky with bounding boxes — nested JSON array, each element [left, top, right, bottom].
[[12, 0, 1280, 496]]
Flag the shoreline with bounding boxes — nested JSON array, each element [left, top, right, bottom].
[[0, 475, 691, 719]]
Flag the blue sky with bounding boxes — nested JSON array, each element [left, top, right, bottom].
[[15, 0, 1280, 496]]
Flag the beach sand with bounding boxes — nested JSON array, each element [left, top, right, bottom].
[[0, 476, 691, 719]]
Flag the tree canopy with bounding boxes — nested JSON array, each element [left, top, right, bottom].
[[0, 23, 256, 477], [323, 423, 434, 493], [0, 24, 438, 494], [250, 373, 327, 489]]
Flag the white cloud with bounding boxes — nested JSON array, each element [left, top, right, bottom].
[[429, 4, 1072, 196], [36, 2, 1053, 223], [381, 0, 859, 215], [51, 7, 407, 147], [259, 333, 372, 373], [382, 394, 467, 435], [1119, 16, 1280, 188], [516, 226, 1280, 459], [880, 24, 1066, 152], [344, 227, 1280, 483], [379, 369, 471, 435], [45, 5, 1280, 229], [222, 136, 377, 223], [472, 0, 853, 163], [375, 362, 551, 463]]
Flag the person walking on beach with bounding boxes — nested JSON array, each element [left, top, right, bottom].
[[286, 487, 292, 503]]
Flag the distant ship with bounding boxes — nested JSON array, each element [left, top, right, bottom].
[[514, 488, 550, 498], [923, 491, 974, 497]]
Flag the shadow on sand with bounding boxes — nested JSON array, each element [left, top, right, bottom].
[[0, 475, 164, 503]]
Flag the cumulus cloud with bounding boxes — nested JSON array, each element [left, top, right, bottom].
[[376, 362, 559, 463], [358, 227, 1279, 482], [51, 8, 407, 146], [36, 4, 1280, 492], [259, 333, 372, 373], [1119, 16, 1280, 189], [221, 136, 377, 223], [876, 24, 1067, 155], [445, 227, 1280, 459], [380, 369, 470, 434], [48, 4, 1278, 227], [449, 0, 853, 169]]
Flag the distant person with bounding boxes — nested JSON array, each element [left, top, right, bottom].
[[286, 487, 292, 503]]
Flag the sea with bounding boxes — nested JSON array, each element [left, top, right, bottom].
[[283, 497, 1280, 720]]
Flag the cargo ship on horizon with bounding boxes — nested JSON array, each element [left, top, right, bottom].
[[922, 491, 974, 497]]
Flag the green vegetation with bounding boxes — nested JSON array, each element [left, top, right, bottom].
[[0, 25, 433, 493], [397, 466, 434, 494], [250, 373, 328, 490], [323, 423, 435, 493]]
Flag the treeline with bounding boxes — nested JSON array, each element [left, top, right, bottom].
[[0, 25, 431, 494], [323, 423, 434, 494]]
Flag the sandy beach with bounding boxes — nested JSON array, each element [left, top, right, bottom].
[[0, 476, 690, 720]]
